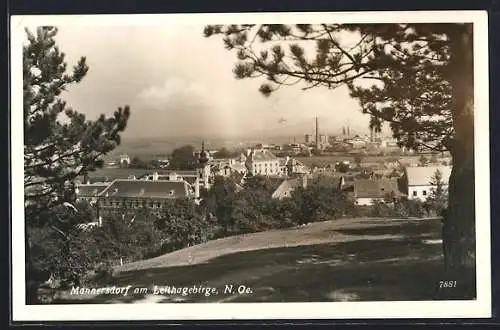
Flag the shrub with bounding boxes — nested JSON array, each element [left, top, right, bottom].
[[369, 197, 427, 218], [157, 199, 217, 253], [290, 185, 354, 223], [370, 200, 395, 217]]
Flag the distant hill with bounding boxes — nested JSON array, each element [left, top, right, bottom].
[[108, 135, 314, 159]]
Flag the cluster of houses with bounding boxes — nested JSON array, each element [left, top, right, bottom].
[[76, 142, 452, 225], [76, 145, 311, 220], [270, 164, 450, 206]]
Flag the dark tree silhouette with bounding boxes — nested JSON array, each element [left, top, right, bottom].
[[169, 145, 197, 169], [213, 147, 236, 159], [426, 169, 448, 215], [23, 27, 130, 302], [205, 23, 475, 289]]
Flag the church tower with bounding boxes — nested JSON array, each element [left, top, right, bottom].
[[197, 141, 211, 189]]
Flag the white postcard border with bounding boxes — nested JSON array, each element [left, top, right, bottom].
[[10, 11, 491, 321]]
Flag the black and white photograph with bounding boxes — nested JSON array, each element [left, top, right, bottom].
[[11, 11, 491, 320]]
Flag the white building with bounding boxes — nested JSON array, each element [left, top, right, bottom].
[[119, 154, 130, 167], [245, 149, 281, 176], [403, 165, 451, 201]]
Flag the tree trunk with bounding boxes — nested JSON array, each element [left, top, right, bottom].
[[25, 232, 40, 304], [443, 23, 476, 298]]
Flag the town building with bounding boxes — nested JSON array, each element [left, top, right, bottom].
[[380, 137, 399, 149], [402, 165, 451, 201], [245, 148, 281, 176], [346, 136, 368, 149], [139, 170, 200, 193], [156, 159, 170, 168], [278, 156, 310, 177], [136, 142, 212, 192], [285, 143, 303, 154], [119, 153, 130, 167], [75, 183, 110, 205], [271, 175, 308, 199], [97, 179, 195, 217], [351, 178, 401, 206], [211, 161, 248, 178], [272, 174, 345, 199], [255, 143, 281, 151], [319, 134, 329, 145], [209, 155, 248, 176]]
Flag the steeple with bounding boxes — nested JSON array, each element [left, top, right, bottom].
[[197, 140, 211, 189], [199, 140, 210, 165]]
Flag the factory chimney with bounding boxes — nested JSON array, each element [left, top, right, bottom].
[[315, 117, 320, 149]]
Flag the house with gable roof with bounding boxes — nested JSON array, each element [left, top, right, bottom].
[[351, 178, 401, 206], [401, 165, 451, 201]]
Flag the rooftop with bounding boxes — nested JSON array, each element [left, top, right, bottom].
[[247, 149, 279, 162], [231, 163, 247, 172], [405, 165, 452, 186], [353, 179, 401, 199], [76, 183, 110, 197], [99, 179, 192, 199], [271, 178, 304, 199], [138, 170, 199, 180]]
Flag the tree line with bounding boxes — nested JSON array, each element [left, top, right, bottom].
[[125, 146, 241, 170]]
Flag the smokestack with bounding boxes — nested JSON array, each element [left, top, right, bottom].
[[315, 117, 319, 149], [347, 126, 350, 137]]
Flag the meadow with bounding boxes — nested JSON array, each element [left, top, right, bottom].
[[49, 217, 474, 303]]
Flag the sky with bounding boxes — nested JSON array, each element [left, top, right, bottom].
[[38, 25, 385, 140]]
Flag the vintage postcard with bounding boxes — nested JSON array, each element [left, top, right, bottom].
[[11, 11, 491, 321]]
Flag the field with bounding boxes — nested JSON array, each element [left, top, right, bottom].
[[293, 154, 443, 168], [46, 216, 475, 304]]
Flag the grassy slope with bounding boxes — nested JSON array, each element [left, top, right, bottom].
[[115, 217, 432, 272], [48, 216, 477, 304]]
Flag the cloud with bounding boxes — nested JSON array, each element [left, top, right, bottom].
[[46, 24, 380, 139], [132, 75, 240, 138]]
